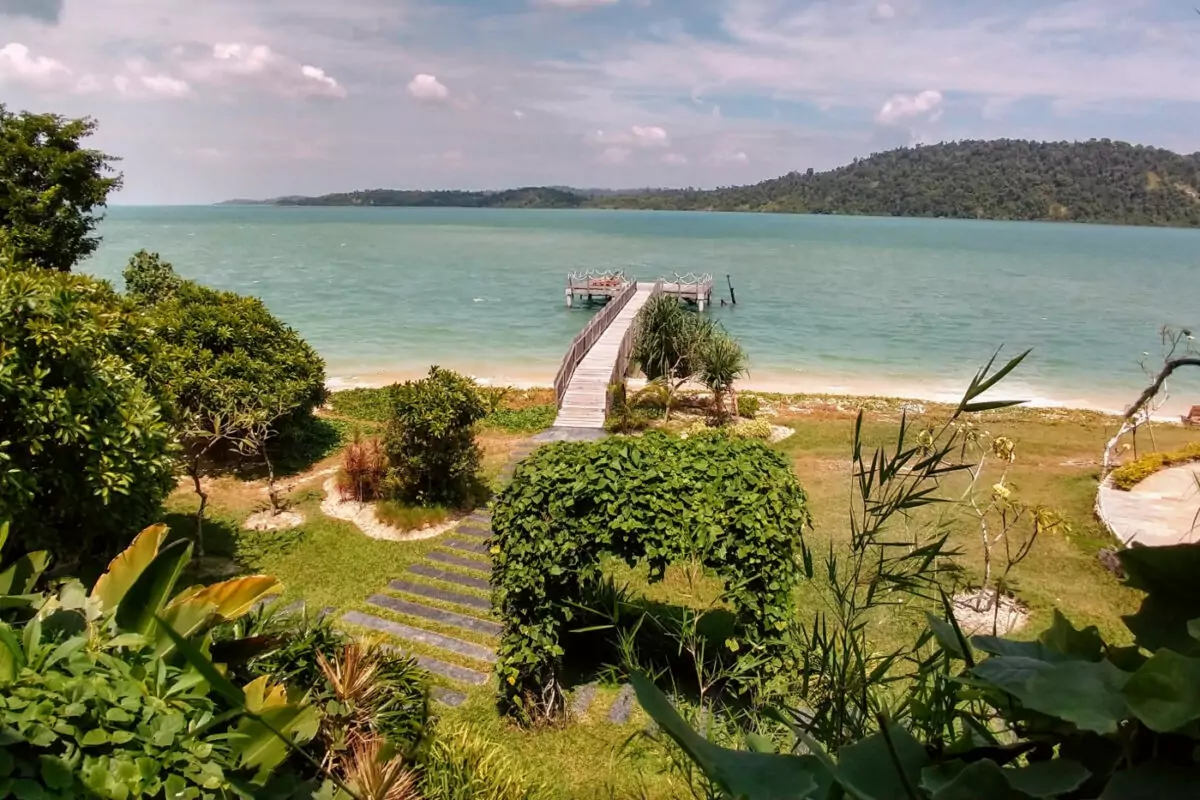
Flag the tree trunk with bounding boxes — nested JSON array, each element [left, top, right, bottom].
[[190, 461, 208, 557], [262, 444, 281, 514]]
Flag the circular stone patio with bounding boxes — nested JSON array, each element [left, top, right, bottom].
[[1098, 464, 1200, 547]]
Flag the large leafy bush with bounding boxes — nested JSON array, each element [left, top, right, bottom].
[[384, 366, 487, 508], [0, 264, 175, 564], [491, 432, 811, 720]]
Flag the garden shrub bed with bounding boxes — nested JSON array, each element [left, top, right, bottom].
[[1110, 442, 1200, 490]]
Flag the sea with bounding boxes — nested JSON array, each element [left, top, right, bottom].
[[81, 206, 1200, 414]]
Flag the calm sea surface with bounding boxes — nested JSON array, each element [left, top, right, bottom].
[[82, 206, 1200, 412]]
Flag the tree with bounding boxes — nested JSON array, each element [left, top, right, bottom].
[[0, 259, 176, 567], [0, 105, 122, 271], [698, 330, 747, 420], [126, 254, 327, 549], [631, 295, 715, 420], [383, 366, 487, 508]]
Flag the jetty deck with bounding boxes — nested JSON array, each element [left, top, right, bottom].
[[554, 282, 657, 428]]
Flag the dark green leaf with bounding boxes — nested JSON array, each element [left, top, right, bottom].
[[1121, 649, 1200, 732], [1038, 611, 1104, 662], [1099, 763, 1200, 799], [0, 551, 50, 596], [116, 539, 192, 637], [835, 724, 930, 800], [1004, 760, 1090, 798]]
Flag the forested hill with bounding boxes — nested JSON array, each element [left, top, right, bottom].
[[276, 186, 584, 209], [592, 140, 1200, 226]]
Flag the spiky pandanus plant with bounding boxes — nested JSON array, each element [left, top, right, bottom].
[[632, 295, 716, 420], [698, 331, 747, 422]]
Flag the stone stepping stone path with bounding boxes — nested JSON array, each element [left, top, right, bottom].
[[387, 578, 492, 613], [407, 563, 490, 592], [368, 593, 502, 637], [427, 550, 491, 574]]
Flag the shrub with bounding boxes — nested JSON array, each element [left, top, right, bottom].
[[605, 381, 654, 433], [420, 724, 547, 800], [375, 501, 451, 531], [1111, 442, 1200, 490], [215, 601, 347, 692], [680, 419, 772, 441], [0, 264, 175, 565], [328, 386, 395, 424], [384, 366, 487, 508], [0, 105, 121, 271], [482, 404, 557, 433], [123, 249, 182, 304], [737, 394, 761, 419], [339, 435, 388, 501], [491, 432, 811, 720]]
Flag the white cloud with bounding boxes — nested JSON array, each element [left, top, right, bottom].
[[114, 71, 192, 99], [662, 152, 688, 165], [600, 146, 631, 164], [211, 43, 277, 75], [708, 150, 749, 165], [301, 64, 346, 97], [875, 90, 943, 125], [513, 109, 526, 119], [873, 3, 895, 20], [533, 0, 619, 8], [408, 73, 450, 102], [0, 42, 69, 86], [631, 124, 669, 147]]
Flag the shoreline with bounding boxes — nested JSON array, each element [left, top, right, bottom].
[[324, 366, 1145, 417]]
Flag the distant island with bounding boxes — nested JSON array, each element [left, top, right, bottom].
[[224, 139, 1200, 227]]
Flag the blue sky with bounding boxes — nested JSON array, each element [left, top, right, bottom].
[[2, 0, 1198, 203]]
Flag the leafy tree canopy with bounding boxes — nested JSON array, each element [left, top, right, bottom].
[[125, 252, 327, 452], [0, 104, 121, 271], [0, 258, 175, 565]]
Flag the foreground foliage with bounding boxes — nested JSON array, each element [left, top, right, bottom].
[[0, 264, 175, 564], [491, 432, 811, 720], [0, 104, 121, 271]]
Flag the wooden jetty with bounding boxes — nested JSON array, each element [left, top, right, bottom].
[[554, 280, 660, 428], [552, 271, 720, 429]]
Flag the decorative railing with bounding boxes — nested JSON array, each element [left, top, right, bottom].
[[554, 280, 639, 408], [566, 269, 628, 291], [607, 280, 663, 415]]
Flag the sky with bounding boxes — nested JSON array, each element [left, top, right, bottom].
[[2, 0, 1199, 204]]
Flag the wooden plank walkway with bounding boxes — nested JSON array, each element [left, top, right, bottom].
[[554, 284, 656, 429]]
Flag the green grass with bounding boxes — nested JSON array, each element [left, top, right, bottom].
[[327, 386, 394, 423], [480, 404, 557, 433], [328, 386, 556, 434]]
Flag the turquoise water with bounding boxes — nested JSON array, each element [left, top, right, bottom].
[[82, 206, 1200, 411]]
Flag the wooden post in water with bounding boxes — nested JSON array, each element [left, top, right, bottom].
[[727, 274, 737, 306]]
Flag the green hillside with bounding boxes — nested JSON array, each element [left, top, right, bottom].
[[592, 139, 1200, 226], [279, 186, 584, 209]]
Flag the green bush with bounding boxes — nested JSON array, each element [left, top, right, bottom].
[[0, 105, 121, 271], [0, 265, 175, 564], [491, 432, 811, 720], [482, 404, 557, 433], [123, 249, 182, 304], [384, 366, 487, 508], [605, 382, 654, 433], [737, 394, 761, 419], [681, 419, 772, 441], [327, 386, 395, 424], [1111, 442, 1200, 490]]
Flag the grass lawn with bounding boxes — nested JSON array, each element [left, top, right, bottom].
[[161, 386, 1200, 799]]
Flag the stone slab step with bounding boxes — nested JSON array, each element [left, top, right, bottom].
[[368, 593, 502, 638], [571, 682, 598, 717], [453, 524, 490, 540], [428, 551, 491, 574], [432, 687, 468, 707], [466, 512, 491, 525], [608, 684, 637, 724], [341, 611, 497, 664], [388, 579, 492, 613], [381, 645, 490, 687], [408, 563, 490, 592], [445, 537, 488, 555]]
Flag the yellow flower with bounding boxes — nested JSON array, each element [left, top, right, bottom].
[[507, 676, 516, 685], [992, 483, 1011, 501], [490, 545, 501, 555]]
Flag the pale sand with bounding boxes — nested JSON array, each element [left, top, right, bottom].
[[320, 478, 457, 542]]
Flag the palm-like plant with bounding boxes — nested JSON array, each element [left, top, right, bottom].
[[345, 738, 420, 800], [632, 296, 717, 420], [699, 331, 747, 421]]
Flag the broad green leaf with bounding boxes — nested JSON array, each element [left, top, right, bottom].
[[233, 677, 319, 773], [90, 524, 168, 613], [1099, 763, 1200, 799], [172, 575, 280, 621], [1119, 544, 1200, 656], [153, 599, 218, 659], [630, 673, 832, 800], [974, 657, 1131, 734], [1004, 760, 1090, 797], [925, 612, 971, 661], [0, 550, 50, 596], [928, 761, 1030, 800], [37, 755, 73, 790], [115, 538, 191, 637], [153, 613, 245, 708], [835, 724, 931, 800], [1038, 611, 1104, 662], [1121, 649, 1200, 732], [0, 621, 25, 681], [971, 638, 1074, 663]]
